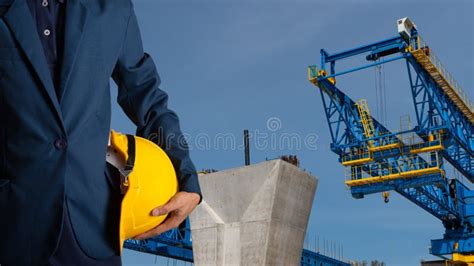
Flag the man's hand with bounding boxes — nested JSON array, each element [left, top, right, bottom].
[[133, 191, 201, 240]]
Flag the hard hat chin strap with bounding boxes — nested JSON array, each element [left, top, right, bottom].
[[118, 135, 136, 194], [106, 134, 136, 194], [121, 134, 136, 180]]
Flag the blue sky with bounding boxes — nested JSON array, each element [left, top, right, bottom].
[[118, 0, 474, 265]]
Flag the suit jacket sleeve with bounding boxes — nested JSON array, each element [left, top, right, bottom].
[[112, 4, 202, 201]]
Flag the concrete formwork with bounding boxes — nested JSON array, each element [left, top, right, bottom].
[[189, 160, 318, 266]]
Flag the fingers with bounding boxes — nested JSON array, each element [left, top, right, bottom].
[[151, 197, 180, 217], [133, 192, 201, 241], [134, 212, 185, 240]]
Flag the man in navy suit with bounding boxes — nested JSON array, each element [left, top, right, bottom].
[[0, 0, 202, 265]]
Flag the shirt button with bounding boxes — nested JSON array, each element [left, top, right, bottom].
[[54, 139, 68, 150], [42, 0, 48, 7], [44, 29, 51, 36]]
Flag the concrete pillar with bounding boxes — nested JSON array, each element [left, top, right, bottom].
[[189, 160, 318, 266]]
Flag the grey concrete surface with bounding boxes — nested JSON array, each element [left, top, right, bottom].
[[189, 160, 318, 266]]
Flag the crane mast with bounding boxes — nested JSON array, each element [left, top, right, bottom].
[[308, 17, 474, 262]]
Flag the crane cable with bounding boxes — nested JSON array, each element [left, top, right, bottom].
[[375, 60, 390, 204], [374, 59, 387, 126]]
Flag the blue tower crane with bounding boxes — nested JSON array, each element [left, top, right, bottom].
[[308, 17, 473, 262]]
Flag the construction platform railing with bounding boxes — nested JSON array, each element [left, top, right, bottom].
[[341, 146, 372, 166], [405, 133, 444, 155], [409, 36, 473, 122], [341, 131, 443, 166], [345, 152, 444, 187]]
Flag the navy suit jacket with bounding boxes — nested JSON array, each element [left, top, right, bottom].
[[0, 0, 201, 265]]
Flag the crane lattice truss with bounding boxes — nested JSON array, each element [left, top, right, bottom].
[[308, 18, 473, 262], [124, 221, 194, 262]]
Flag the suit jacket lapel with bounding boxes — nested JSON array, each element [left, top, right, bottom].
[[3, 0, 63, 119], [58, 0, 89, 103]]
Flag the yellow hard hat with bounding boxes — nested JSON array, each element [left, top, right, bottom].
[[106, 130, 178, 254]]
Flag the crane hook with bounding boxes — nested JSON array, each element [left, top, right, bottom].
[[383, 192, 390, 203]]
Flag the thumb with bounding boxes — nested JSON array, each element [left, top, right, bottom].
[[151, 199, 178, 216]]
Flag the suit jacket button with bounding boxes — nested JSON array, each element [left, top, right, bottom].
[[54, 139, 67, 150]]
